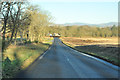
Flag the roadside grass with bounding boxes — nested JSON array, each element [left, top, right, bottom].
[[61, 37, 119, 66], [2, 37, 53, 78], [42, 37, 53, 45]]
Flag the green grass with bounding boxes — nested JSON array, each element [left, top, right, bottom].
[[42, 37, 53, 44], [2, 37, 53, 78]]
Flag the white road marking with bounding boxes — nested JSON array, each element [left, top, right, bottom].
[[39, 43, 52, 60], [62, 52, 87, 78], [39, 56, 43, 60], [62, 42, 119, 70]]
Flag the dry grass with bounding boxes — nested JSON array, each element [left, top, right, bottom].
[[61, 37, 119, 66], [2, 37, 53, 78], [61, 37, 118, 46]]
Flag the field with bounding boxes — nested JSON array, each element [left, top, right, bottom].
[[61, 37, 119, 66], [2, 37, 53, 78]]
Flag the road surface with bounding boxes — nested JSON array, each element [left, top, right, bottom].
[[17, 37, 119, 78]]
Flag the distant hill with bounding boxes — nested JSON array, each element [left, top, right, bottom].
[[60, 22, 118, 27]]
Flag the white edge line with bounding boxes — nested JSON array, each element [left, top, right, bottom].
[[63, 43, 119, 70], [39, 43, 52, 60]]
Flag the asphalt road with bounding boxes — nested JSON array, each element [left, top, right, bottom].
[[17, 37, 119, 78]]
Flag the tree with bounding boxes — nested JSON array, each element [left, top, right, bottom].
[[9, 2, 25, 43], [25, 5, 52, 42], [1, 2, 11, 50], [111, 25, 118, 37], [1, 2, 28, 51]]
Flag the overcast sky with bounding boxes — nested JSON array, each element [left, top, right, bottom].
[[30, 1, 118, 24]]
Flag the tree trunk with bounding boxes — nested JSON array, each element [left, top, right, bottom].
[[2, 20, 7, 52], [10, 24, 16, 43], [20, 30, 23, 43], [14, 30, 18, 45], [27, 33, 29, 41]]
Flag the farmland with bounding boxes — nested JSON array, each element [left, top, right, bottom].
[[61, 37, 119, 66]]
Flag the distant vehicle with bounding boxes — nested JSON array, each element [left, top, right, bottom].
[[53, 33, 61, 37], [50, 34, 52, 37]]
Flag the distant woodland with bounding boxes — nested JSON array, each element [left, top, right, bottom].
[[48, 25, 118, 37]]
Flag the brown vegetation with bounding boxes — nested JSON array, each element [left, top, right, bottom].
[[61, 37, 119, 66]]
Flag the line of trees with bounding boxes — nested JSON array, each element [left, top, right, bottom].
[[0, 2, 118, 51], [47, 25, 118, 37], [0, 2, 52, 51]]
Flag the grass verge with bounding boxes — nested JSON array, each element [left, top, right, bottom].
[[61, 37, 119, 67], [2, 37, 53, 78]]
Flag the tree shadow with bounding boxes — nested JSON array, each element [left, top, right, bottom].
[[2, 42, 51, 78], [2, 52, 22, 78], [15, 42, 51, 78], [2, 40, 52, 79]]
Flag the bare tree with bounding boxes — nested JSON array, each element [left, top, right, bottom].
[[9, 2, 22, 43], [1, 2, 11, 50]]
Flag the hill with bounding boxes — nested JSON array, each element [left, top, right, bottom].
[[60, 22, 118, 27]]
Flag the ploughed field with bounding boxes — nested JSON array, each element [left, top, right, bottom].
[[61, 37, 119, 66]]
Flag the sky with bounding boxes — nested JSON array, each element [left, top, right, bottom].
[[30, 0, 118, 24]]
